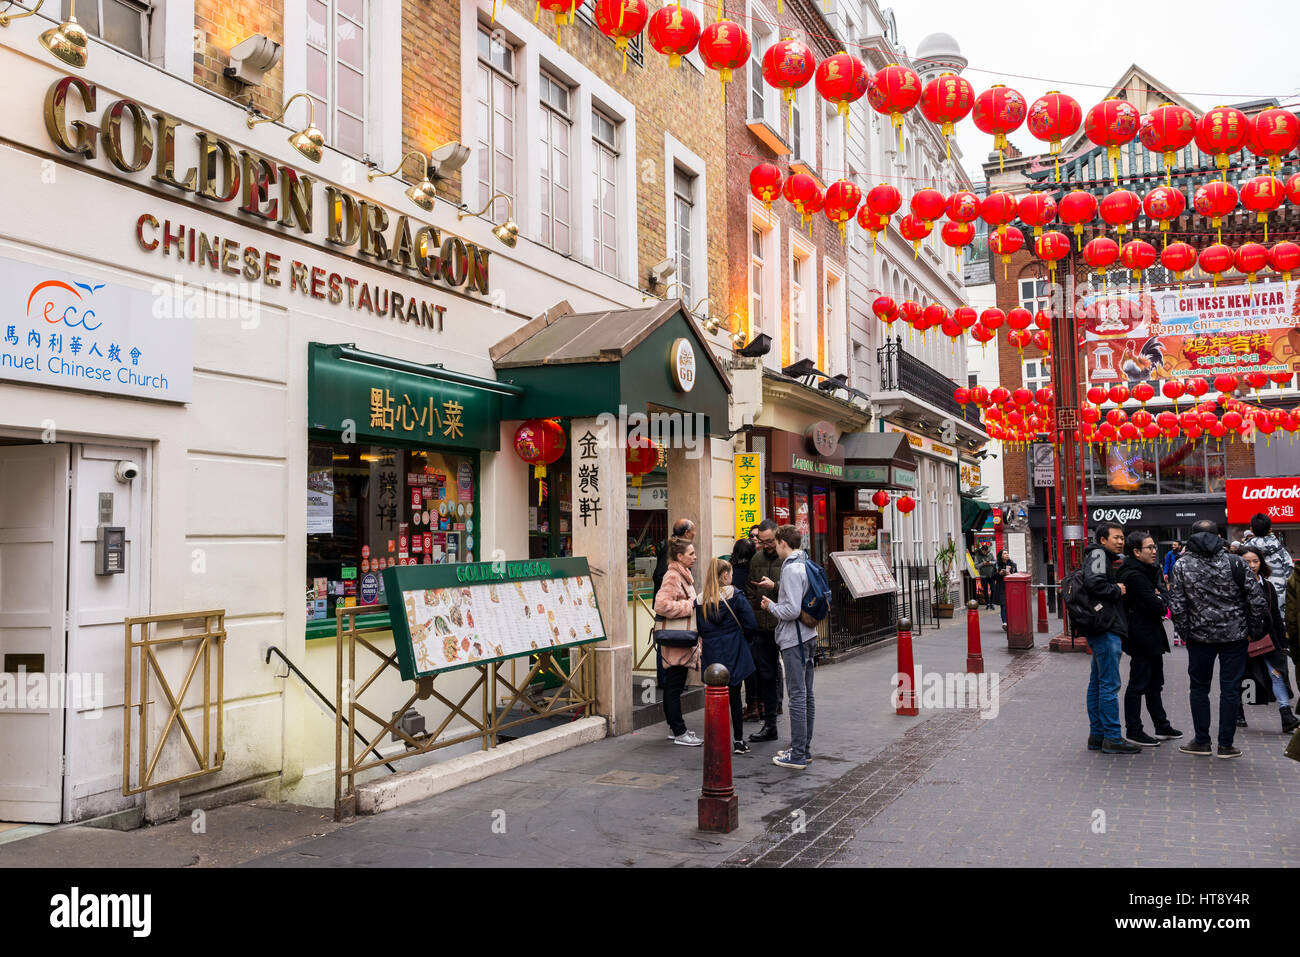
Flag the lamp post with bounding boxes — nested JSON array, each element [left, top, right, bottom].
[[1049, 246, 1087, 651]]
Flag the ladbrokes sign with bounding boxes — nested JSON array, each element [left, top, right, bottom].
[[1226, 476, 1300, 525]]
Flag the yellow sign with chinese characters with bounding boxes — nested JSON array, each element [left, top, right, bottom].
[[733, 452, 764, 541], [369, 388, 465, 440]]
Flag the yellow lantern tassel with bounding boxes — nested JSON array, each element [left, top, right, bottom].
[[492, 0, 497, 23], [534, 2, 541, 22]]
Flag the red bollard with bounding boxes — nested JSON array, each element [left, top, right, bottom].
[[698, 663, 738, 833], [895, 618, 918, 716], [1036, 585, 1050, 634], [966, 600, 984, 675]]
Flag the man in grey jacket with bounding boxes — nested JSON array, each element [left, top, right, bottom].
[[1241, 513, 1294, 616], [760, 524, 818, 770], [1169, 520, 1271, 759]]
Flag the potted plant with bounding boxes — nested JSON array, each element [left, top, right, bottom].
[[932, 539, 957, 618]]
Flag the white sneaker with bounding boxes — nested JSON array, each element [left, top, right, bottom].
[[672, 731, 703, 747]]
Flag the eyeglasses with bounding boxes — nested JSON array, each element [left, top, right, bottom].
[[1141, 544, 1158, 551]]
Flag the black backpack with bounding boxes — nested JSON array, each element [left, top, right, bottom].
[[1061, 566, 1102, 636]]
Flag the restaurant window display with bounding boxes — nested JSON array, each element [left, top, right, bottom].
[[1081, 437, 1227, 496]]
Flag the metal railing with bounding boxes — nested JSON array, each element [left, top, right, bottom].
[[821, 583, 897, 656], [891, 561, 937, 630], [878, 337, 967, 419]]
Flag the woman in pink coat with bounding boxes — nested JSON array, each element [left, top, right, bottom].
[[653, 537, 702, 746]]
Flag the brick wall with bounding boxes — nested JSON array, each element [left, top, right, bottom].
[[402, 0, 463, 201], [993, 247, 1043, 503], [193, 0, 285, 117]]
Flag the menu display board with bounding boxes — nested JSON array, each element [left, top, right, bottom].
[[841, 512, 880, 551], [383, 557, 605, 679], [831, 551, 899, 599]]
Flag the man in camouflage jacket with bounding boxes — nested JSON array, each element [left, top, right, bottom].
[[1168, 521, 1270, 757]]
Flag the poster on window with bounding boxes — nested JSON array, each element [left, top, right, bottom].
[[841, 512, 879, 551], [1081, 280, 1300, 390], [307, 447, 334, 535]]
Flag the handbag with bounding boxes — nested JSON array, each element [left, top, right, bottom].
[[1247, 633, 1275, 658], [652, 606, 699, 648]]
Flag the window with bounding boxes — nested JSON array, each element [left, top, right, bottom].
[[64, 0, 150, 57], [1022, 357, 1051, 394], [306, 0, 368, 158], [538, 71, 573, 255], [791, 252, 807, 360], [791, 93, 803, 161], [476, 25, 516, 221], [1018, 277, 1050, 313], [746, 4, 774, 125], [750, 225, 766, 336], [1084, 436, 1226, 496], [824, 271, 842, 372], [592, 109, 620, 274], [306, 443, 480, 628], [673, 166, 696, 305]]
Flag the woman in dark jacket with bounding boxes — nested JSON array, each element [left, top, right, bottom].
[[1116, 530, 1181, 745], [728, 539, 760, 719], [696, 558, 757, 754], [993, 550, 1017, 628], [1238, 545, 1299, 733]]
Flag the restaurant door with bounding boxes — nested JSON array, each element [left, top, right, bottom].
[[773, 479, 831, 566]]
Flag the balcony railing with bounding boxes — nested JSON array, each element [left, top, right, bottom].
[[877, 337, 966, 419]]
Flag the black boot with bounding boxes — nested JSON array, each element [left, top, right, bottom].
[[1281, 705, 1300, 734]]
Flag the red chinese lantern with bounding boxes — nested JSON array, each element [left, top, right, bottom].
[[920, 73, 975, 158], [1194, 105, 1249, 177], [867, 182, 903, 217], [1120, 240, 1157, 287], [515, 419, 566, 504], [1027, 91, 1082, 180], [989, 226, 1024, 279], [593, 0, 649, 72], [922, 303, 949, 334], [697, 19, 751, 93], [824, 179, 863, 244], [1132, 382, 1155, 407], [1034, 310, 1052, 330], [749, 163, 783, 218], [1106, 407, 1128, 428], [1235, 243, 1269, 285], [911, 188, 948, 229], [899, 300, 923, 327], [990, 386, 1011, 405], [1246, 372, 1269, 393], [815, 51, 870, 139], [1198, 243, 1234, 287], [941, 220, 976, 262], [1006, 328, 1032, 354], [1186, 377, 1209, 397], [1269, 241, 1300, 282], [1240, 176, 1285, 241], [1099, 189, 1141, 242], [536, 0, 584, 45], [1011, 386, 1033, 407], [1018, 192, 1057, 237], [1035, 230, 1070, 284], [1247, 107, 1300, 173], [947, 190, 981, 223], [782, 172, 824, 227], [1269, 371, 1294, 387], [1222, 410, 1244, 431], [973, 85, 1027, 169], [1108, 383, 1131, 405], [969, 385, 990, 406], [868, 64, 922, 150], [872, 295, 898, 324], [1035, 386, 1054, 405], [898, 213, 932, 258], [1288, 172, 1300, 205], [1160, 380, 1184, 407], [646, 2, 699, 68], [1085, 97, 1141, 180], [1082, 236, 1120, 277], [980, 191, 1018, 237], [1161, 241, 1197, 289], [940, 316, 963, 341], [980, 307, 1006, 331], [1058, 190, 1098, 239], [896, 495, 916, 515], [1213, 374, 1239, 394], [1142, 185, 1186, 240], [1193, 180, 1238, 242], [857, 206, 890, 252], [871, 489, 890, 509], [625, 435, 656, 504], [1086, 386, 1106, 404], [1138, 103, 1197, 181], [969, 322, 996, 348], [1032, 330, 1051, 353], [1007, 307, 1033, 332], [954, 306, 978, 329], [762, 37, 817, 129]]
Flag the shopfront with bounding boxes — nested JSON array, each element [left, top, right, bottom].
[[1227, 475, 1300, 552], [748, 424, 846, 567]]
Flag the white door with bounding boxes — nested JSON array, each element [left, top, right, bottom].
[[0, 443, 69, 823]]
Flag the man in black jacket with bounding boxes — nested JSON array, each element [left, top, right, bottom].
[[1082, 522, 1139, 754], [1117, 530, 1182, 746], [744, 520, 784, 742], [1169, 520, 1270, 759]]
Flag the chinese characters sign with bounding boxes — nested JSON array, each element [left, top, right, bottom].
[[1226, 476, 1300, 526], [307, 343, 500, 450], [0, 256, 193, 401], [576, 430, 602, 528], [733, 452, 764, 541]]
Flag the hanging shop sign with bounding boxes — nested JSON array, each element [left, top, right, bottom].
[[669, 337, 697, 392], [959, 460, 983, 493], [766, 427, 846, 479], [1226, 476, 1300, 525], [805, 420, 839, 457], [384, 557, 605, 679], [1082, 280, 1300, 389], [41, 76, 493, 332], [0, 255, 193, 401], [733, 451, 764, 540], [888, 426, 958, 462]]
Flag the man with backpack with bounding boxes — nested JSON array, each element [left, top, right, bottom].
[[1069, 522, 1139, 755], [759, 524, 827, 771], [1169, 519, 1271, 759]]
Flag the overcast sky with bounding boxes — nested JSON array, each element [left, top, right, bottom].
[[894, 0, 1300, 184]]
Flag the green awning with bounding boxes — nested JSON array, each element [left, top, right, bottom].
[[961, 495, 991, 533]]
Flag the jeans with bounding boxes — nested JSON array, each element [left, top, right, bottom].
[[1187, 640, 1248, 748], [729, 683, 744, 743], [663, 665, 688, 737], [751, 628, 782, 726], [1085, 632, 1124, 740], [780, 641, 816, 761], [1267, 663, 1292, 707], [1124, 653, 1171, 735], [981, 577, 995, 609], [1000, 599, 1008, 624]]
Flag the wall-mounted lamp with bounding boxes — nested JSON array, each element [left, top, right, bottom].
[[247, 92, 325, 162], [368, 150, 437, 211], [457, 193, 518, 247], [225, 33, 282, 86], [17, 0, 90, 69], [0, 0, 45, 26]]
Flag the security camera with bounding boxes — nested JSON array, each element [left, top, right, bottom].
[[225, 34, 283, 86], [115, 461, 140, 483], [648, 258, 676, 290], [429, 142, 472, 178]]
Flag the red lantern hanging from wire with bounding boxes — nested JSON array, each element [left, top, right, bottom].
[[1234, 242, 1269, 287], [898, 213, 932, 258], [857, 206, 890, 253], [515, 418, 567, 504], [980, 190, 1018, 239], [823, 179, 863, 245], [920, 73, 974, 159], [782, 172, 823, 228], [1035, 230, 1070, 285], [1099, 189, 1141, 244], [1142, 185, 1185, 244], [625, 435, 657, 505], [593, 0, 649, 72], [816, 51, 870, 141], [1247, 107, 1300, 174], [941, 220, 976, 264], [1085, 97, 1141, 181], [910, 188, 948, 231], [647, 3, 700, 68], [1138, 103, 1196, 183], [1198, 243, 1234, 288], [1161, 241, 1197, 291], [762, 36, 817, 132], [973, 85, 1026, 171], [1057, 190, 1097, 239], [1240, 175, 1285, 242], [1269, 241, 1300, 285], [1120, 240, 1157, 290], [749, 163, 783, 220], [1287, 172, 1300, 206], [1083, 236, 1120, 284], [872, 295, 899, 325], [871, 489, 890, 509], [1027, 91, 1082, 181], [866, 182, 902, 217], [1194, 105, 1249, 179], [697, 19, 751, 96], [536, 0, 584, 45], [989, 225, 1024, 280], [1193, 180, 1238, 243], [980, 307, 1006, 332], [895, 495, 916, 514], [867, 64, 922, 152], [947, 190, 980, 223], [1017, 192, 1057, 238]]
